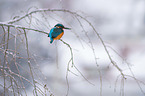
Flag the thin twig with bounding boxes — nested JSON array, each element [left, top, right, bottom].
[[2, 25, 6, 96], [59, 39, 95, 86], [59, 39, 74, 67], [23, 29, 38, 96], [76, 17, 102, 95]]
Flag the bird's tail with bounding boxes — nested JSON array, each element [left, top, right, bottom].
[[50, 40, 53, 43]]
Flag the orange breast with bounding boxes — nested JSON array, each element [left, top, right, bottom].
[[53, 32, 64, 40]]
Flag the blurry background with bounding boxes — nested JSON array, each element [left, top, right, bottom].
[[0, 0, 145, 96]]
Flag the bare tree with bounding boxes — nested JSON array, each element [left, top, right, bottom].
[[0, 8, 145, 96]]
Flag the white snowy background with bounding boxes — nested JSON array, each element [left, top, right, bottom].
[[0, 0, 145, 96]]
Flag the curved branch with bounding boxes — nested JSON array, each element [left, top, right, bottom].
[[7, 9, 71, 24]]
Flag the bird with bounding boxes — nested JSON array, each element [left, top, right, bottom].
[[48, 24, 71, 43]]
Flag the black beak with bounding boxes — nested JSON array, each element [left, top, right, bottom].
[[64, 27, 71, 30]]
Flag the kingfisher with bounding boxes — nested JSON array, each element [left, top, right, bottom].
[[48, 24, 71, 43]]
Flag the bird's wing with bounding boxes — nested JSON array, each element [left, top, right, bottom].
[[51, 28, 63, 38]]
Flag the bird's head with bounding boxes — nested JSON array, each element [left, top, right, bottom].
[[54, 24, 71, 30]]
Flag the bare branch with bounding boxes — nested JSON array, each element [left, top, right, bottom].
[[0, 22, 48, 35]]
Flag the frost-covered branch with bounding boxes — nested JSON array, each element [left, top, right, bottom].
[[0, 22, 48, 35]]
